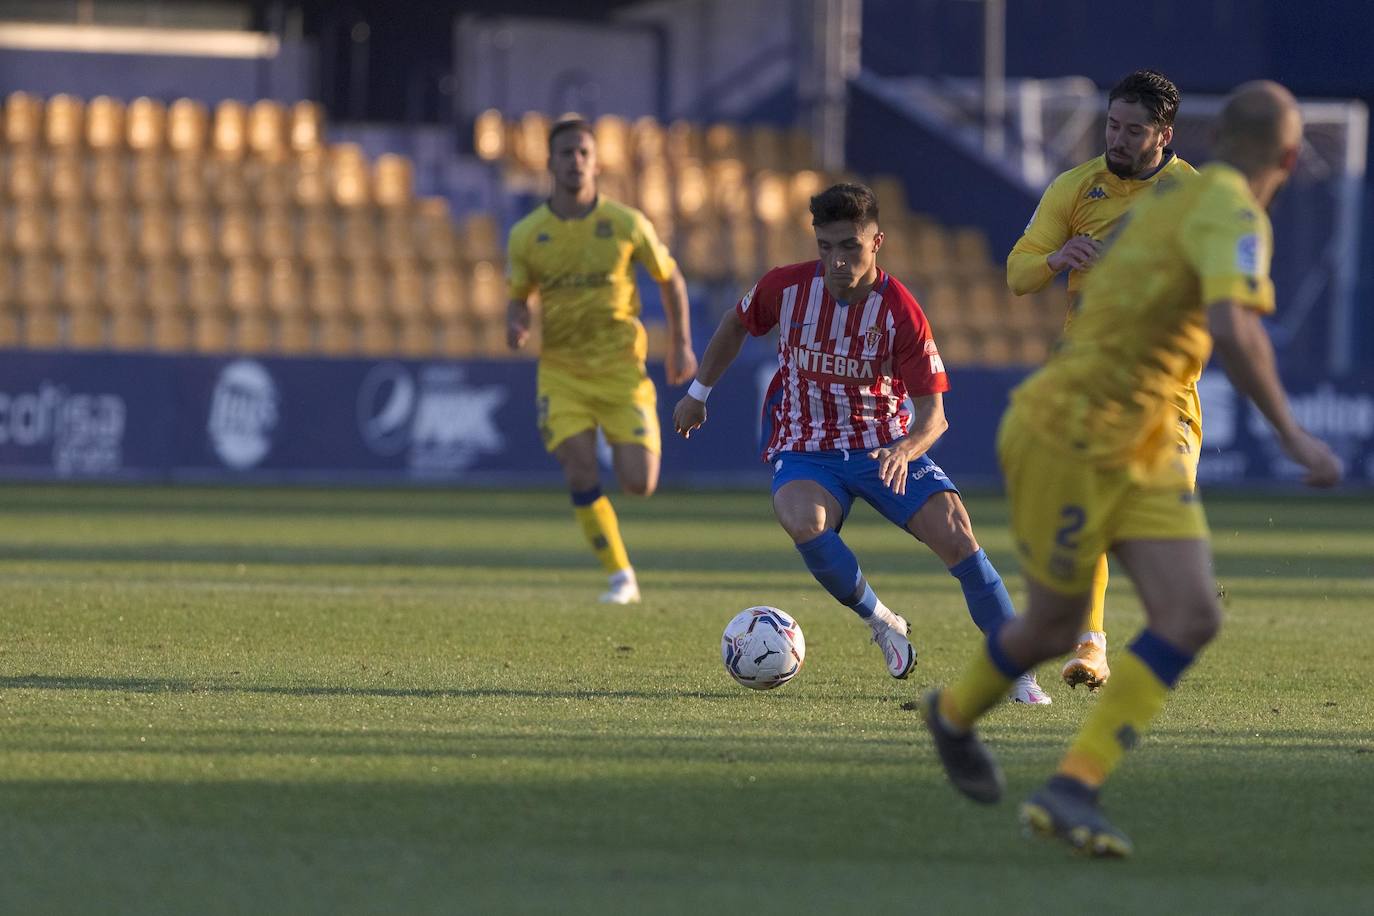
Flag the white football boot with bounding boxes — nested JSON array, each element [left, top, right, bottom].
[[1009, 672, 1052, 705], [599, 569, 641, 605], [871, 612, 917, 679]]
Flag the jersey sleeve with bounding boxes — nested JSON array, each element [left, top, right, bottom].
[[735, 269, 782, 336], [1180, 192, 1276, 315], [505, 223, 535, 301], [892, 297, 950, 397], [1006, 173, 1076, 295], [630, 210, 678, 283]]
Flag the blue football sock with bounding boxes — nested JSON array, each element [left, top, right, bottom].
[[795, 530, 877, 618], [949, 548, 1016, 634]]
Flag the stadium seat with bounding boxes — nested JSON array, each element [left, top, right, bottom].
[[147, 258, 191, 352], [186, 257, 229, 352], [12, 202, 51, 255], [101, 257, 146, 350], [175, 208, 215, 260], [0, 257, 15, 345], [250, 158, 291, 210], [47, 152, 85, 203], [130, 153, 167, 205], [126, 97, 167, 152], [218, 208, 256, 261], [4, 91, 43, 147], [389, 262, 433, 356], [307, 262, 353, 354], [462, 214, 501, 263], [92, 151, 132, 205], [85, 96, 126, 152], [467, 260, 504, 324], [473, 108, 506, 162], [430, 264, 474, 356], [94, 204, 133, 259], [330, 143, 370, 208], [292, 149, 329, 209], [167, 98, 209, 157], [340, 209, 378, 262], [300, 210, 336, 264], [416, 198, 458, 263], [1014, 332, 1052, 366], [666, 120, 704, 164], [288, 101, 324, 154], [938, 331, 977, 367], [952, 227, 993, 273], [59, 256, 103, 348], [594, 114, 631, 175], [171, 156, 210, 207], [752, 170, 790, 227], [349, 262, 395, 355], [266, 257, 310, 354], [53, 203, 92, 256], [5, 149, 43, 200], [510, 111, 549, 173], [630, 116, 665, 168], [136, 207, 176, 261], [247, 99, 286, 160], [380, 210, 418, 261], [374, 153, 414, 209], [44, 94, 85, 149], [257, 208, 296, 260], [211, 100, 248, 161], [17, 254, 59, 347], [674, 160, 709, 223], [226, 257, 270, 352]]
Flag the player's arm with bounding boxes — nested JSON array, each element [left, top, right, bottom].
[[1208, 301, 1341, 487], [658, 266, 698, 385], [1006, 176, 1098, 294], [870, 393, 949, 495], [505, 227, 535, 350], [671, 308, 748, 439]]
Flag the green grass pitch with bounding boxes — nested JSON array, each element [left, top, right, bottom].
[[0, 484, 1370, 914]]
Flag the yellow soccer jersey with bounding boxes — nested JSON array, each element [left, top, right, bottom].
[[507, 197, 677, 378], [1007, 162, 1275, 477], [1007, 150, 1197, 297]]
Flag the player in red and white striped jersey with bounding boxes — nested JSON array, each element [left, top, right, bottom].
[[674, 183, 1048, 702]]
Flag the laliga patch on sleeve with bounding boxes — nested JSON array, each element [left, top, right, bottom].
[[1236, 233, 1262, 275], [740, 284, 757, 313], [1023, 204, 1040, 233], [925, 339, 945, 375]]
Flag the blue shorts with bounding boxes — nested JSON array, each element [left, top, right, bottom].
[[770, 448, 960, 530]]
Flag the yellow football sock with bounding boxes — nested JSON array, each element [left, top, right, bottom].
[[940, 645, 1014, 732], [574, 496, 631, 573], [1058, 650, 1170, 788], [1085, 553, 1108, 636]]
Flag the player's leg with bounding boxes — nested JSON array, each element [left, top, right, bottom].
[[551, 430, 638, 604], [1062, 554, 1112, 690], [772, 456, 915, 678], [610, 444, 660, 497], [890, 462, 1049, 704]]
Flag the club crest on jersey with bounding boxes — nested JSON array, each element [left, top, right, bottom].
[[595, 219, 613, 238], [864, 326, 882, 350]]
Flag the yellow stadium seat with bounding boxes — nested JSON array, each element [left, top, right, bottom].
[[136, 207, 175, 261], [330, 143, 370, 208], [210, 159, 250, 209], [473, 108, 506, 162], [349, 262, 395, 355], [0, 258, 15, 346], [170, 156, 210, 207], [630, 116, 665, 167], [176, 208, 216, 260], [666, 120, 703, 164], [224, 258, 269, 352], [90, 152, 130, 206], [102, 257, 146, 350], [288, 101, 325, 155], [374, 154, 413, 209], [44, 94, 85, 149], [185, 258, 229, 353], [217, 208, 256, 260], [594, 114, 631, 175], [265, 258, 310, 354], [247, 99, 286, 160], [340, 209, 378, 262], [251, 159, 292, 210], [258, 208, 296, 260], [292, 148, 329, 209], [12, 201, 50, 255], [4, 91, 42, 147], [389, 262, 433, 356], [417, 198, 458, 263], [212, 100, 248, 161], [147, 258, 191, 352], [307, 262, 352, 354], [49, 152, 86, 204], [126, 97, 167, 152], [53, 203, 91, 256], [60, 256, 103, 348], [467, 260, 504, 323], [5, 149, 43, 200], [93, 204, 133, 259], [461, 213, 501, 263], [510, 111, 550, 173], [130, 153, 167, 205], [18, 254, 59, 347], [380, 210, 418, 261], [85, 96, 126, 152], [167, 99, 209, 157], [299, 210, 336, 263]]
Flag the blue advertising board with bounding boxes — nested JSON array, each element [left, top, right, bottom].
[[0, 350, 1370, 489]]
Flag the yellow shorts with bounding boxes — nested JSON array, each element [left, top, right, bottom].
[[536, 362, 660, 454], [998, 411, 1209, 595]]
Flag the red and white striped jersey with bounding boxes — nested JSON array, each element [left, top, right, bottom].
[[736, 260, 949, 460]]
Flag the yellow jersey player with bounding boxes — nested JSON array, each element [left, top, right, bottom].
[[507, 117, 697, 604], [923, 81, 1341, 856], [1007, 69, 1197, 690]]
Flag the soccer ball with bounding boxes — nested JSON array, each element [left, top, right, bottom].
[[721, 606, 806, 690]]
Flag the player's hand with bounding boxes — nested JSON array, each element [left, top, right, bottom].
[[868, 446, 912, 495], [1047, 236, 1101, 273], [667, 342, 698, 386], [506, 318, 530, 350], [1279, 428, 1343, 488], [672, 395, 707, 439]]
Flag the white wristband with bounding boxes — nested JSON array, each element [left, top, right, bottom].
[[688, 380, 713, 402]]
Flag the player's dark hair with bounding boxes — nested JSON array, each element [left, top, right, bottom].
[[1108, 69, 1181, 127], [548, 117, 595, 152], [809, 183, 880, 226]]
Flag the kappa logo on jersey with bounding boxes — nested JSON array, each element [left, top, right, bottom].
[[1084, 186, 1109, 200], [790, 346, 877, 384], [595, 219, 613, 238], [535, 232, 551, 243]]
